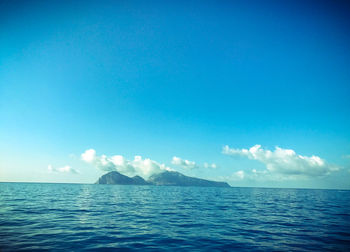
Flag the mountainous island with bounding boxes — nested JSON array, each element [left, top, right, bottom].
[[96, 171, 230, 187]]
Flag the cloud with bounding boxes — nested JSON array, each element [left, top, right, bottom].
[[231, 170, 245, 180], [204, 162, 217, 169], [48, 164, 79, 174], [171, 157, 218, 169], [81, 149, 96, 163], [81, 149, 172, 178], [217, 170, 248, 183], [171, 156, 197, 169], [223, 144, 338, 180]]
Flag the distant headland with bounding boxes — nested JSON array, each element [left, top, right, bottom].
[[96, 171, 230, 188]]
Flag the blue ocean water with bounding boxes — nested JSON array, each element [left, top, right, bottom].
[[0, 183, 349, 251]]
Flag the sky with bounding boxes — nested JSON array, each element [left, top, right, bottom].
[[1, 0, 350, 189]]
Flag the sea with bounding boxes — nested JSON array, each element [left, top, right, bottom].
[[0, 183, 349, 251]]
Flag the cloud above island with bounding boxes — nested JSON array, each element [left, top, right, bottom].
[[171, 157, 218, 170], [48, 165, 79, 174], [171, 156, 197, 169], [81, 149, 172, 178], [223, 145, 338, 180]]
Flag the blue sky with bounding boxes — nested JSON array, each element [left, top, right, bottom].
[[1, 0, 350, 189]]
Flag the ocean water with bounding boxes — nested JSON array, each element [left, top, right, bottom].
[[0, 183, 349, 251]]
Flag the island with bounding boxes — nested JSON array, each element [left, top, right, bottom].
[[96, 171, 150, 185], [96, 170, 230, 187]]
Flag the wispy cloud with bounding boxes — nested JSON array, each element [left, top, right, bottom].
[[81, 149, 172, 178], [223, 144, 338, 180], [204, 162, 217, 169], [171, 157, 218, 170], [233, 170, 245, 180], [48, 165, 79, 174], [171, 156, 197, 169]]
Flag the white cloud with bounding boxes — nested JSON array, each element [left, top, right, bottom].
[[204, 162, 217, 169], [236, 170, 245, 179], [217, 170, 247, 183], [171, 157, 218, 169], [81, 149, 96, 163], [223, 144, 338, 180], [171, 156, 197, 169], [48, 164, 79, 174], [231, 170, 245, 180], [81, 149, 172, 178]]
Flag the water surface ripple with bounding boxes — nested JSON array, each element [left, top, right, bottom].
[[0, 183, 349, 251]]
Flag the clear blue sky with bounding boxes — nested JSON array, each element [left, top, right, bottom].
[[1, 0, 349, 189]]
